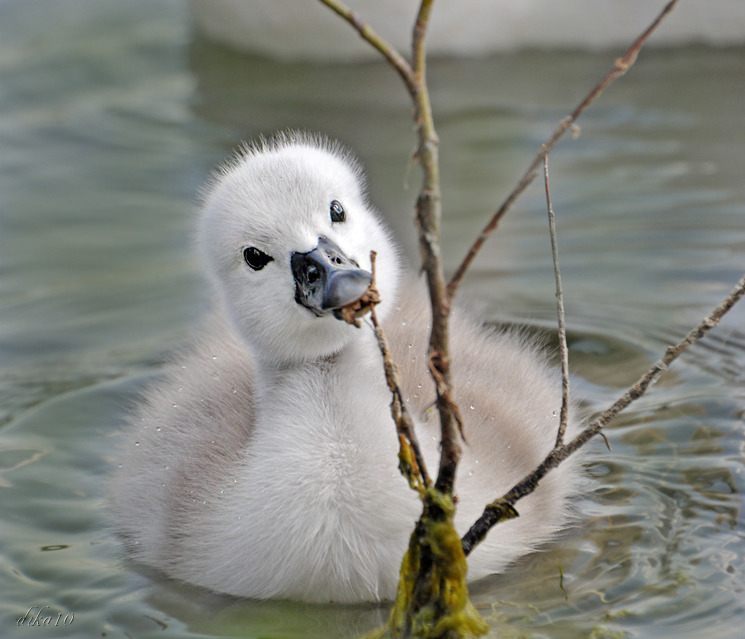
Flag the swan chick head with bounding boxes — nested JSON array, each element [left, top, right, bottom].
[[199, 134, 400, 364]]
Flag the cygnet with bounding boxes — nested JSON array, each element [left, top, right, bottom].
[[110, 133, 583, 604]]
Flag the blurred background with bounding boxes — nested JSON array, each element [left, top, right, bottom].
[[0, 1, 744, 637]]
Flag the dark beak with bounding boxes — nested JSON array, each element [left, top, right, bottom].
[[291, 237, 372, 317]]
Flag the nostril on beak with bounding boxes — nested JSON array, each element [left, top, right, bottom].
[[291, 237, 373, 315], [306, 265, 320, 284]]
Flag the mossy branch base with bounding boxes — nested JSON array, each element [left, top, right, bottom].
[[366, 489, 489, 639]]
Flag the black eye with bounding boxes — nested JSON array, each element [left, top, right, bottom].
[[243, 247, 274, 271], [330, 200, 346, 223]]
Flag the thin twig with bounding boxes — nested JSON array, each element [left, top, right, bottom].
[[543, 154, 570, 446], [462, 270, 745, 556], [317, 0, 417, 95], [412, 0, 433, 120], [367, 253, 432, 492], [446, 0, 681, 303]]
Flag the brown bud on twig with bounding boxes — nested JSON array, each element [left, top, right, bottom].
[[336, 277, 381, 328]]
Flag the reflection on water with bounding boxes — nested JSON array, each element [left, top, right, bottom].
[[0, 1, 743, 638]]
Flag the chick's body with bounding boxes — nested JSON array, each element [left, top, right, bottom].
[[110, 135, 582, 603]]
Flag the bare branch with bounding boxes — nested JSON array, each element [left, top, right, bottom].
[[446, 0, 681, 303], [412, 1, 434, 77], [462, 269, 745, 556], [410, 2, 462, 497], [317, 0, 417, 95], [543, 154, 570, 446], [368, 254, 433, 493], [319, 0, 462, 498]]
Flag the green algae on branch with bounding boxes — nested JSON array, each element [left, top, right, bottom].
[[398, 433, 427, 497], [365, 489, 489, 639], [345, 258, 484, 636]]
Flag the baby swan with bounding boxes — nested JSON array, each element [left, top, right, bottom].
[[110, 134, 582, 604]]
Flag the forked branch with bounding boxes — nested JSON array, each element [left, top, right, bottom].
[[368, 253, 432, 493], [318, 0, 463, 497]]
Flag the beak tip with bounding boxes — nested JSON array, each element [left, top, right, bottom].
[[324, 269, 372, 310]]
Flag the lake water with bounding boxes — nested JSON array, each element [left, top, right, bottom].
[[1, 1, 744, 638]]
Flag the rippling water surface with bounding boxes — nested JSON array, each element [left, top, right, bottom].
[[1, 1, 744, 637]]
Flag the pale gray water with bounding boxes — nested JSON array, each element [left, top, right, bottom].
[[1, 1, 744, 638]]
